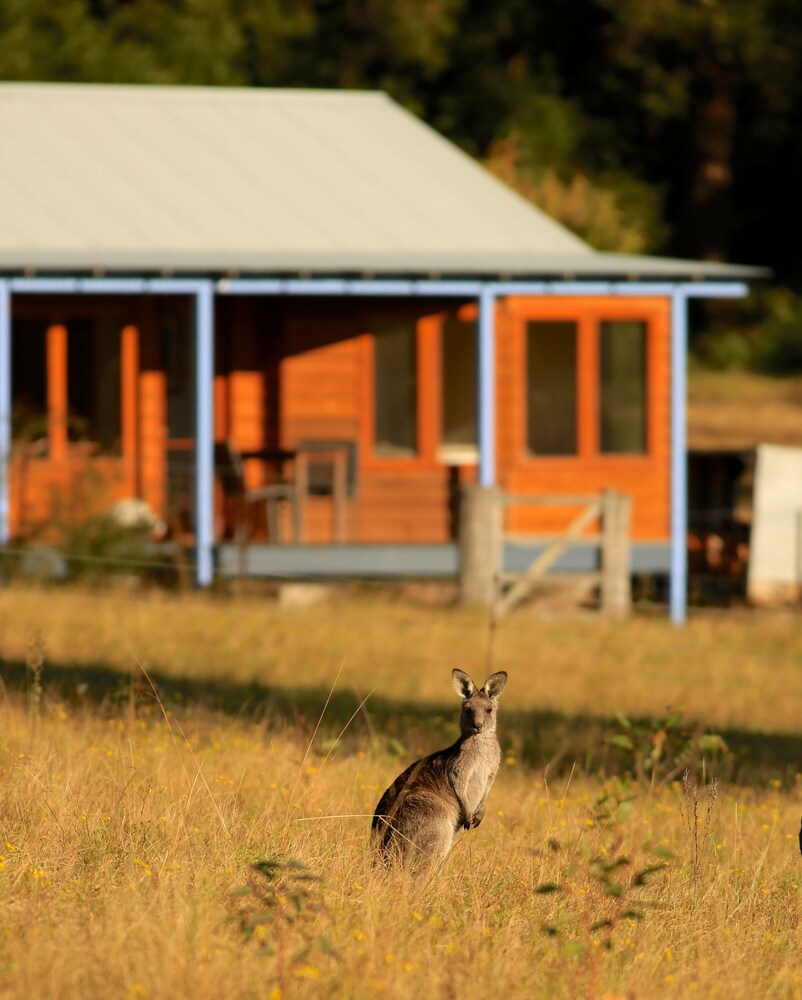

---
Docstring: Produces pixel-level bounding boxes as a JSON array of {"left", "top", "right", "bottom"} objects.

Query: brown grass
[
  {"left": 2, "top": 586, "right": 802, "bottom": 998},
  {"left": 688, "top": 369, "right": 802, "bottom": 451}
]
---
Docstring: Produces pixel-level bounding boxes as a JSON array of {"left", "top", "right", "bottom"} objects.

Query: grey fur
[{"left": 371, "top": 668, "right": 508, "bottom": 870}]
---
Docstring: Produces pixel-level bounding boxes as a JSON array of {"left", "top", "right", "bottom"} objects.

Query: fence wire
[{"left": 0, "top": 547, "right": 799, "bottom": 671}]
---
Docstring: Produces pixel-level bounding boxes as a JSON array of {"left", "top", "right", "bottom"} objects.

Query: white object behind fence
[{"left": 747, "top": 443, "right": 802, "bottom": 605}]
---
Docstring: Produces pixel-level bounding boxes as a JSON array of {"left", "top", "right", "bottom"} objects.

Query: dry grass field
[
  {"left": 2, "top": 585, "right": 802, "bottom": 999},
  {"left": 688, "top": 369, "right": 802, "bottom": 451}
]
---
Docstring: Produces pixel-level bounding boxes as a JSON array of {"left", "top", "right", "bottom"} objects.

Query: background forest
[{"left": 2, "top": 0, "right": 801, "bottom": 367}]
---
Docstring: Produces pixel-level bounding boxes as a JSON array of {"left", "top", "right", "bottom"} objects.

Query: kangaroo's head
[{"left": 452, "top": 668, "right": 507, "bottom": 737}]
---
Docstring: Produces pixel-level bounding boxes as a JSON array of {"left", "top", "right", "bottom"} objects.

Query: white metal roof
[{"left": 0, "top": 83, "right": 765, "bottom": 281}]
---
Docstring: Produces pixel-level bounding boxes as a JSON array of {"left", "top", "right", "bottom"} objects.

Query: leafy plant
[
  {"left": 536, "top": 783, "right": 672, "bottom": 988},
  {"left": 538, "top": 848, "right": 669, "bottom": 945},
  {"left": 693, "top": 287, "right": 802, "bottom": 375},
  {"left": 229, "top": 857, "right": 333, "bottom": 993},
  {"left": 608, "top": 710, "right": 728, "bottom": 787},
  {"left": 590, "top": 778, "right": 637, "bottom": 828},
  {"left": 483, "top": 132, "right": 666, "bottom": 254},
  {"left": 752, "top": 289, "right": 802, "bottom": 375},
  {"left": 18, "top": 474, "right": 179, "bottom": 587}
]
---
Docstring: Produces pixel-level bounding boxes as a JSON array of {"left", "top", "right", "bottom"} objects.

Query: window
[
  {"left": 600, "top": 321, "right": 647, "bottom": 454},
  {"left": 373, "top": 320, "right": 417, "bottom": 456},
  {"left": 441, "top": 319, "right": 477, "bottom": 448},
  {"left": 526, "top": 321, "right": 577, "bottom": 456}
]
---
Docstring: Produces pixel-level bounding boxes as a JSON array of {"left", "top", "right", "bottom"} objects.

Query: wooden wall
[
  {"left": 273, "top": 296, "right": 671, "bottom": 545},
  {"left": 7, "top": 293, "right": 672, "bottom": 547},
  {"left": 277, "top": 301, "right": 457, "bottom": 543}
]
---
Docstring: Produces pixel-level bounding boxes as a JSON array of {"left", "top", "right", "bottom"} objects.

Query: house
[{"left": 0, "top": 84, "right": 766, "bottom": 621}]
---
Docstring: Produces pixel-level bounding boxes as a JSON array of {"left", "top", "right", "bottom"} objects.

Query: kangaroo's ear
[
  {"left": 452, "top": 669, "right": 476, "bottom": 699},
  {"left": 483, "top": 671, "right": 508, "bottom": 699}
]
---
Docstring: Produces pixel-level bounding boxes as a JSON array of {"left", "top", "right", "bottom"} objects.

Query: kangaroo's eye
[{"left": 486, "top": 707, "right": 492, "bottom": 714}]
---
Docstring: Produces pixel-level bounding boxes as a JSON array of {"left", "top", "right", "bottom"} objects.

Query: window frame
[
  {"left": 361, "top": 311, "right": 439, "bottom": 472},
  {"left": 514, "top": 298, "right": 664, "bottom": 465}
]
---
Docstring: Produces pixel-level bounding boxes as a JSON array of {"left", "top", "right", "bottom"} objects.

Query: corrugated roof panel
[
  {"left": 0, "top": 84, "right": 765, "bottom": 280},
  {"left": 0, "top": 84, "right": 588, "bottom": 267}
]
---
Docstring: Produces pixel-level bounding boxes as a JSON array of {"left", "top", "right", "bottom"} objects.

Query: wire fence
[
  {"left": 0, "top": 539, "right": 799, "bottom": 653},
  {"left": 1, "top": 445, "right": 791, "bottom": 621}
]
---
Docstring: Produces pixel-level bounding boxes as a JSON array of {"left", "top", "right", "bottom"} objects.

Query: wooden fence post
[
  {"left": 459, "top": 484, "right": 502, "bottom": 606},
  {"left": 601, "top": 489, "right": 632, "bottom": 619}
]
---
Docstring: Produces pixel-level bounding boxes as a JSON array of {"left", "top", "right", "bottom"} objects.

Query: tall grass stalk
[
  {"left": 25, "top": 629, "right": 45, "bottom": 740},
  {"left": 678, "top": 768, "right": 720, "bottom": 882}
]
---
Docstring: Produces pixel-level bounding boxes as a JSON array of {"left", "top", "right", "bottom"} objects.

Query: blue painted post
[
  {"left": 670, "top": 289, "right": 689, "bottom": 625},
  {"left": 477, "top": 286, "right": 496, "bottom": 488},
  {"left": 194, "top": 282, "right": 215, "bottom": 587},
  {"left": 0, "top": 281, "right": 10, "bottom": 546}
]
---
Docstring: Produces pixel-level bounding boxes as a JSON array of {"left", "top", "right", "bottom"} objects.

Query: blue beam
[
  {"left": 478, "top": 287, "right": 496, "bottom": 487},
  {"left": 8, "top": 275, "right": 749, "bottom": 301},
  {"left": 9, "top": 277, "right": 220, "bottom": 296},
  {"left": 10, "top": 278, "right": 81, "bottom": 294},
  {"left": 219, "top": 278, "right": 749, "bottom": 299},
  {"left": 670, "top": 289, "right": 689, "bottom": 625},
  {"left": 0, "top": 281, "right": 10, "bottom": 546},
  {"left": 194, "top": 282, "right": 215, "bottom": 588},
  {"left": 489, "top": 280, "right": 749, "bottom": 298},
  {"left": 219, "top": 278, "right": 484, "bottom": 297},
  {"left": 681, "top": 282, "right": 749, "bottom": 299}
]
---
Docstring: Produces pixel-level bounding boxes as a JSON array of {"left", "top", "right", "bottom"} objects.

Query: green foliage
[
  {"left": 608, "top": 710, "right": 728, "bottom": 787},
  {"left": 13, "top": 471, "right": 177, "bottom": 587},
  {"left": 694, "top": 288, "right": 802, "bottom": 374},
  {"left": 47, "top": 511, "right": 155, "bottom": 583},
  {"left": 752, "top": 289, "right": 802, "bottom": 375},
  {"left": 537, "top": 784, "right": 673, "bottom": 958},
  {"left": 693, "top": 329, "right": 755, "bottom": 371},
  {"left": 229, "top": 856, "right": 333, "bottom": 982},
  {"left": 589, "top": 778, "right": 637, "bottom": 828},
  {"left": 484, "top": 134, "right": 665, "bottom": 253}
]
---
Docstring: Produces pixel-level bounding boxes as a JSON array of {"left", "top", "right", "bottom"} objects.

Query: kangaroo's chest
[{"left": 451, "top": 742, "right": 500, "bottom": 811}]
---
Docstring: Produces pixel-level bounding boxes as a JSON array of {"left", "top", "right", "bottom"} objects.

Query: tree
[{"left": 0, "top": 0, "right": 799, "bottom": 282}]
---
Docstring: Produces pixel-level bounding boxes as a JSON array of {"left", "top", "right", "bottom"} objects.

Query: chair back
[
  {"left": 297, "top": 439, "right": 358, "bottom": 497},
  {"left": 214, "top": 441, "right": 246, "bottom": 497}
]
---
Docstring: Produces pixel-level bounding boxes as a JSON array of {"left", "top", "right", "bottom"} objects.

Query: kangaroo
[{"left": 371, "top": 669, "right": 507, "bottom": 870}]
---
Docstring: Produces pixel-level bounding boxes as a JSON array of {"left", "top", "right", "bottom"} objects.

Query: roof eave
[{"left": 0, "top": 251, "right": 770, "bottom": 284}]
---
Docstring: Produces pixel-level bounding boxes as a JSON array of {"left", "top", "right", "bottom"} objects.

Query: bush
[
  {"left": 694, "top": 329, "right": 755, "bottom": 371},
  {"left": 693, "top": 287, "right": 802, "bottom": 374},
  {"left": 752, "top": 289, "right": 802, "bottom": 374},
  {"left": 483, "top": 132, "right": 666, "bottom": 254}
]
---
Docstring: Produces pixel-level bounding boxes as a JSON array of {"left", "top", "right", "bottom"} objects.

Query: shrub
[
  {"left": 693, "top": 287, "right": 802, "bottom": 374},
  {"left": 752, "top": 288, "right": 802, "bottom": 374}
]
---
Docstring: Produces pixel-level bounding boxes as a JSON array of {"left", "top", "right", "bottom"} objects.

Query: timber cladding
[
  {"left": 274, "top": 296, "right": 671, "bottom": 545},
  {"left": 8, "top": 293, "right": 671, "bottom": 547}
]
